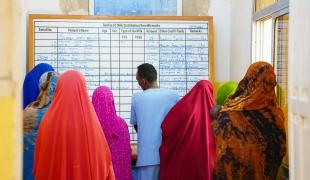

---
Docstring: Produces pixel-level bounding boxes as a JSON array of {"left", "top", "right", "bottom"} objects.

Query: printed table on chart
[{"left": 33, "top": 20, "right": 209, "bottom": 141}]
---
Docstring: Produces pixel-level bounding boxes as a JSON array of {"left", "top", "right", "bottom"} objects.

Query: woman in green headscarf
[
  {"left": 216, "top": 81, "right": 238, "bottom": 106},
  {"left": 210, "top": 81, "right": 237, "bottom": 119}
]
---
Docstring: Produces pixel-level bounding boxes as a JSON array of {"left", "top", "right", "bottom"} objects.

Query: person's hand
[{"left": 210, "top": 105, "right": 222, "bottom": 120}]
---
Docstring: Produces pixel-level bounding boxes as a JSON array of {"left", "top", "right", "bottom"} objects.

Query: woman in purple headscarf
[{"left": 92, "top": 86, "right": 132, "bottom": 180}]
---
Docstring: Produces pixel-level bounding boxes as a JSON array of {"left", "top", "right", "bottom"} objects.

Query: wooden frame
[{"left": 28, "top": 14, "right": 214, "bottom": 82}]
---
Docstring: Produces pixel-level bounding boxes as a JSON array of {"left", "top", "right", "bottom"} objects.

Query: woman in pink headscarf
[{"left": 92, "top": 86, "right": 132, "bottom": 180}]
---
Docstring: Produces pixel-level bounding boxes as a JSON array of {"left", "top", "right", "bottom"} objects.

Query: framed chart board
[{"left": 28, "top": 14, "right": 214, "bottom": 141}]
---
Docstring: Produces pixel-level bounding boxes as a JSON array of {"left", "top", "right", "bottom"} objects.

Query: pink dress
[{"left": 92, "top": 86, "right": 132, "bottom": 180}]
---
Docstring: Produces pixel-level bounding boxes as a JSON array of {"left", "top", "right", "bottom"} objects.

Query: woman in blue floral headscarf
[
  {"left": 23, "top": 71, "right": 58, "bottom": 180},
  {"left": 22, "top": 63, "right": 54, "bottom": 109}
]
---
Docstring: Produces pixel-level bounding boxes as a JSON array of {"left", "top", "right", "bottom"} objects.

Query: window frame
[
  {"left": 252, "top": 0, "right": 289, "bottom": 63},
  {"left": 252, "top": 0, "right": 290, "bottom": 121},
  {"left": 254, "top": 0, "right": 289, "bottom": 21}
]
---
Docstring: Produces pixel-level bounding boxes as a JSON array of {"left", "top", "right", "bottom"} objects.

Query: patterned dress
[
  {"left": 23, "top": 72, "right": 57, "bottom": 180},
  {"left": 92, "top": 86, "right": 132, "bottom": 180},
  {"left": 212, "top": 62, "right": 286, "bottom": 180}
]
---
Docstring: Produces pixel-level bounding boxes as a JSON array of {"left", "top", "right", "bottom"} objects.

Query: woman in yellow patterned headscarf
[{"left": 212, "top": 61, "right": 286, "bottom": 180}]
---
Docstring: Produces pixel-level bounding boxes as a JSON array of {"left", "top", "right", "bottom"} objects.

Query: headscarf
[
  {"left": 34, "top": 70, "right": 115, "bottom": 180},
  {"left": 92, "top": 86, "right": 132, "bottom": 180},
  {"left": 22, "top": 63, "right": 54, "bottom": 109},
  {"left": 213, "top": 61, "right": 286, "bottom": 180},
  {"left": 221, "top": 61, "right": 278, "bottom": 111},
  {"left": 216, "top": 81, "right": 237, "bottom": 106},
  {"left": 160, "top": 80, "right": 215, "bottom": 180},
  {"left": 23, "top": 71, "right": 58, "bottom": 180}
]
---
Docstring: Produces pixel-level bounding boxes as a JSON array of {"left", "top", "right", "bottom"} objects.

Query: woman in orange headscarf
[
  {"left": 34, "top": 70, "right": 115, "bottom": 180},
  {"left": 212, "top": 62, "right": 286, "bottom": 180}
]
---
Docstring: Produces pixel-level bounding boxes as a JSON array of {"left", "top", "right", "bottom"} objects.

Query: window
[
  {"left": 252, "top": 2, "right": 289, "bottom": 176},
  {"left": 274, "top": 14, "right": 288, "bottom": 116},
  {"left": 252, "top": 18, "right": 273, "bottom": 64},
  {"left": 252, "top": 1, "right": 289, "bottom": 111}
]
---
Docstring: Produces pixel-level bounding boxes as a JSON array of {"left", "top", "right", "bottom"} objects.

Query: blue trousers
[{"left": 135, "top": 165, "right": 159, "bottom": 180}]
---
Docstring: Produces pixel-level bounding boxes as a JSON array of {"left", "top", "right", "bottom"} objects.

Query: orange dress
[{"left": 34, "top": 70, "right": 115, "bottom": 180}]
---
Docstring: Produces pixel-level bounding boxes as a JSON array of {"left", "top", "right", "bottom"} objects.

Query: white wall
[
  {"left": 208, "top": 0, "right": 253, "bottom": 82},
  {"left": 229, "top": 0, "right": 253, "bottom": 81},
  {"left": 25, "top": 0, "right": 62, "bottom": 14},
  {"left": 288, "top": 0, "right": 310, "bottom": 179},
  {"left": 208, "top": 0, "right": 232, "bottom": 82},
  {"left": 183, "top": 0, "right": 211, "bottom": 16}
]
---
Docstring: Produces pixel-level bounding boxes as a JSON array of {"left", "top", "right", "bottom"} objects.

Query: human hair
[{"left": 137, "top": 63, "right": 157, "bottom": 83}]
